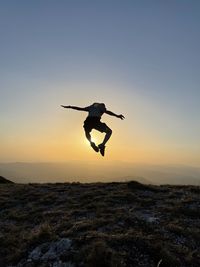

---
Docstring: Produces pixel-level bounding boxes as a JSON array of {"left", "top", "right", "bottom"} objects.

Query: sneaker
[
  {"left": 98, "top": 144, "right": 106, "bottom": 156},
  {"left": 90, "top": 142, "right": 99, "bottom": 152}
]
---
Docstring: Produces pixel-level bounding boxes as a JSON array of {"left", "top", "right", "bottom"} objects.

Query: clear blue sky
[{"left": 1, "top": 1, "right": 200, "bottom": 165}]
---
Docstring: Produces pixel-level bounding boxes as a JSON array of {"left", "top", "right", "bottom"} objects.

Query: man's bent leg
[
  {"left": 85, "top": 130, "right": 99, "bottom": 152},
  {"left": 98, "top": 127, "right": 112, "bottom": 156},
  {"left": 101, "top": 127, "right": 112, "bottom": 146},
  {"left": 85, "top": 131, "right": 92, "bottom": 143}
]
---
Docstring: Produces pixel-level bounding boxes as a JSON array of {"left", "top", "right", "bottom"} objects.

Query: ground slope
[
  {"left": 0, "top": 181, "right": 199, "bottom": 267},
  {"left": 0, "top": 176, "right": 14, "bottom": 184}
]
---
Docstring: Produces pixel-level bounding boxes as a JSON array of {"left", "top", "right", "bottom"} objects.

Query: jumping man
[{"left": 61, "top": 103, "right": 125, "bottom": 156}]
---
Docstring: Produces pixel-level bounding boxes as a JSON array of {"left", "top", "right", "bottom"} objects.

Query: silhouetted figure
[{"left": 61, "top": 103, "right": 125, "bottom": 156}]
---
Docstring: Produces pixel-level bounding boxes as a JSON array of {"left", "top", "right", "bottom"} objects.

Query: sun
[
  {"left": 84, "top": 131, "right": 104, "bottom": 146},
  {"left": 84, "top": 136, "right": 98, "bottom": 146}
]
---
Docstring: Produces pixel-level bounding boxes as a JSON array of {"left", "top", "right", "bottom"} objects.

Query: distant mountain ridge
[
  {"left": 0, "top": 162, "right": 200, "bottom": 185},
  {"left": 0, "top": 176, "right": 14, "bottom": 184}
]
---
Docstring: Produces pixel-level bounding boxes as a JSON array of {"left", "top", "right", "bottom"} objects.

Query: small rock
[
  {"left": 28, "top": 238, "right": 72, "bottom": 262},
  {"left": 29, "top": 246, "right": 43, "bottom": 261}
]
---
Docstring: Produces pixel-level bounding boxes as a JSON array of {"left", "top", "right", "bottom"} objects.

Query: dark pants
[{"left": 83, "top": 117, "right": 110, "bottom": 133}]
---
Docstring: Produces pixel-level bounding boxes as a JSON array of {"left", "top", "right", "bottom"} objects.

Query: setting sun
[{"left": 83, "top": 130, "right": 105, "bottom": 149}]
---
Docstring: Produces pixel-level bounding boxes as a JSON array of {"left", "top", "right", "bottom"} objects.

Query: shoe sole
[
  {"left": 91, "top": 143, "right": 99, "bottom": 152},
  {"left": 98, "top": 145, "right": 105, "bottom": 156}
]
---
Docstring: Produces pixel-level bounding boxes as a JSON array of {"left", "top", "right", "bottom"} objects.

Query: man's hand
[
  {"left": 118, "top": 114, "right": 125, "bottom": 120},
  {"left": 61, "top": 105, "right": 71, "bottom": 108}
]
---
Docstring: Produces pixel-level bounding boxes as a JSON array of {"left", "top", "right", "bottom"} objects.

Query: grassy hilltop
[
  {"left": 0, "top": 181, "right": 199, "bottom": 267},
  {"left": 0, "top": 176, "right": 14, "bottom": 184}
]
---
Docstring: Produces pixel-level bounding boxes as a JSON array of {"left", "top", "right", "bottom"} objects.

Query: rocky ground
[{"left": 0, "top": 181, "right": 199, "bottom": 267}]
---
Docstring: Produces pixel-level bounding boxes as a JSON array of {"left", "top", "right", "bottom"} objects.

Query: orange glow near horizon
[
  {"left": 1, "top": 83, "right": 199, "bottom": 167},
  {"left": 1, "top": 125, "right": 200, "bottom": 166}
]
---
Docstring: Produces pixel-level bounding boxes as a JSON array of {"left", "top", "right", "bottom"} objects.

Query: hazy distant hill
[
  {"left": 0, "top": 181, "right": 199, "bottom": 267},
  {"left": 0, "top": 175, "right": 14, "bottom": 184},
  {"left": 0, "top": 162, "right": 200, "bottom": 185}
]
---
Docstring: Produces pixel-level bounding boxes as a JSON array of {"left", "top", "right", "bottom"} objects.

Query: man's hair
[{"left": 93, "top": 102, "right": 106, "bottom": 108}]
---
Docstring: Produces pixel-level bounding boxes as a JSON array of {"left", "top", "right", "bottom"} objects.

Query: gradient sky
[{"left": 1, "top": 0, "right": 200, "bottom": 165}]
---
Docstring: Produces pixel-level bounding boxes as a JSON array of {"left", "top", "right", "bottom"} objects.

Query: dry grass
[{"left": 0, "top": 181, "right": 199, "bottom": 266}]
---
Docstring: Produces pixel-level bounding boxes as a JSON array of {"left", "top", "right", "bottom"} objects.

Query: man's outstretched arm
[
  {"left": 61, "top": 105, "right": 88, "bottom": 111},
  {"left": 105, "top": 110, "right": 125, "bottom": 120}
]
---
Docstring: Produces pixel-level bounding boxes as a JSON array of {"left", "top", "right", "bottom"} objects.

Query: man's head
[{"left": 93, "top": 103, "right": 106, "bottom": 110}]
